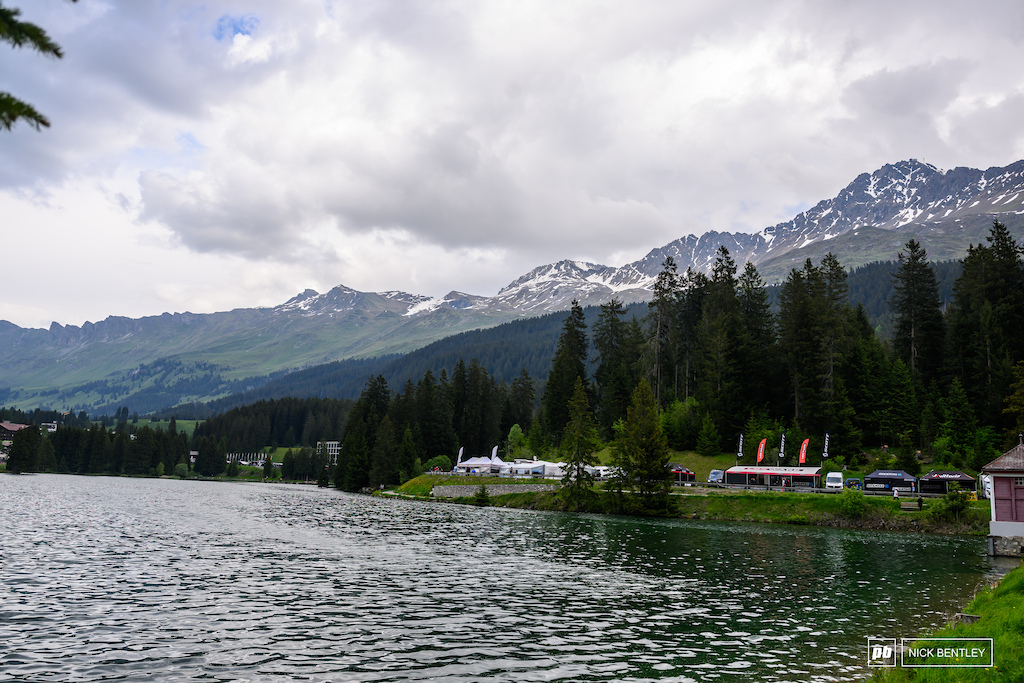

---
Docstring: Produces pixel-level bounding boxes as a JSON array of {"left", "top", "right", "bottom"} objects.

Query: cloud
[{"left": 3, "top": 0, "right": 1024, "bottom": 328}]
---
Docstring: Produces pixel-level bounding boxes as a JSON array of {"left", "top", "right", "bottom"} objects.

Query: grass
[
  {"left": 870, "top": 564, "right": 1024, "bottom": 682},
  {"left": 397, "top": 474, "right": 557, "bottom": 498},
  {"left": 400, "top": 473, "right": 990, "bottom": 534}
]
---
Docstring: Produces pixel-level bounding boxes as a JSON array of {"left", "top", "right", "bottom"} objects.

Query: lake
[{"left": 0, "top": 474, "right": 1014, "bottom": 682}]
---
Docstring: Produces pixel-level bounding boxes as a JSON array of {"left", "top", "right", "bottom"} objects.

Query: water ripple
[{"left": 0, "top": 474, "right": 1013, "bottom": 682}]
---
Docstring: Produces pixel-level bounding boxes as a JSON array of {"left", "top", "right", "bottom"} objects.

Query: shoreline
[{"left": 394, "top": 475, "right": 991, "bottom": 536}]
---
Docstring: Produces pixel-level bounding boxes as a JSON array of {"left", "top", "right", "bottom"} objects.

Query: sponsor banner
[
  {"left": 799, "top": 439, "right": 809, "bottom": 464},
  {"left": 756, "top": 438, "right": 766, "bottom": 463}
]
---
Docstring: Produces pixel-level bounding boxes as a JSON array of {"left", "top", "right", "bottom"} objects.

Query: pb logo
[{"left": 867, "top": 638, "right": 897, "bottom": 667}]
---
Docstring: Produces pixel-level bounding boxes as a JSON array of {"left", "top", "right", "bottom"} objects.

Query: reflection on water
[{"left": 0, "top": 474, "right": 1014, "bottom": 682}]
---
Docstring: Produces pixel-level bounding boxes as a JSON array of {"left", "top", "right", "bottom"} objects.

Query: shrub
[
  {"left": 173, "top": 463, "right": 189, "bottom": 478},
  {"left": 423, "top": 455, "right": 453, "bottom": 472},
  {"left": 474, "top": 484, "right": 491, "bottom": 507},
  {"left": 836, "top": 486, "right": 868, "bottom": 519}
]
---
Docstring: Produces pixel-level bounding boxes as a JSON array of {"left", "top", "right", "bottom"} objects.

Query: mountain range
[{"left": 2, "top": 158, "right": 1023, "bottom": 414}]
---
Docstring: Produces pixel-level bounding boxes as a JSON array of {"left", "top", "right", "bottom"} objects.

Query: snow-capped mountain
[
  {"left": 493, "top": 158, "right": 1024, "bottom": 305},
  {"left": 3, "top": 158, "right": 1024, "bottom": 413}
]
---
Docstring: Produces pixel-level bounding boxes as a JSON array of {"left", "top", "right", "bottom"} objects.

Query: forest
[{"left": 5, "top": 222, "right": 1024, "bottom": 496}]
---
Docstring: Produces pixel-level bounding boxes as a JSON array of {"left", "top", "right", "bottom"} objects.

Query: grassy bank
[
  {"left": 398, "top": 475, "right": 990, "bottom": 535},
  {"left": 870, "top": 563, "right": 1024, "bottom": 682}
]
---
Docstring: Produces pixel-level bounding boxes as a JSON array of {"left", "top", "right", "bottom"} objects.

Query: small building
[
  {"left": 0, "top": 421, "right": 29, "bottom": 443},
  {"left": 863, "top": 469, "right": 917, "bottom": 493},
  {"left": 918, "top": 470, "right": 977, "bottom": 494},
  {"left": 981, "top": 442, "right": 1024, "bottom": 556},
  {"left": 316, "top": 441, "right": 340, "bottom": 466},
  {"left": 724, "top": 465, "right": 822, "bottom": 488}
]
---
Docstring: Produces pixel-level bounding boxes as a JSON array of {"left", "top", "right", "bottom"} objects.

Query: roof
[
  {"left": 0, "top": 421, "right": 29, "bottom": 433},
  {"left": 864, "top": 470, "right": 917, "bottom": 480},
  {"left": 725, "top": 466, "right": 822, "bottom": 476},
  {"left": 982, "top": 443, "right": 1024, "bottom": 473},
  {"left": 919, "top": 470, "right": 976, "bottom": 482}
]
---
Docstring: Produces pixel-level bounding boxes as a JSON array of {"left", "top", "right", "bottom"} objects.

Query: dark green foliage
[
  {"left": 593, "top": 298, "right": 637, "bottom": 435},
  {"left": 559, "top": 377, "right": 599, "bottom": 512},
  {"left": 195, "top": 436, "right": 224, "bottom": 477},
  {"left": 543, "top": 300, "right": 589, "bottom": 442},
  {"left": 422, "top": 454, "right": 452, "bottom": 472},
  {"left": 191, "top": 397, "right": 353, "bottom": 452},
  {"left": 695, "top": 412, "right": 720, "bottom": 457},
  {"left": 947, "top": 221, "right": 1024, "bottom": 427},
  {"left": 0, "top": 2, "right": 70, "bottom": 131},
  {"left": 473, "top": 484, "right": 491, "bottom": 506},
  {"left": 892, "top": 239, "right": 946, "bottom": 387},
  {"left": 368, "top": 416, "right": 399, "bottom": 488},
  {"left": 6, "top": 424, "right": 41, "bottom": 473},
  {"left": 648, "top": 257, "right": 680, "bottom": 408},
  {"left": 612, "top": 380, "right": 672, "bottom": 505}
]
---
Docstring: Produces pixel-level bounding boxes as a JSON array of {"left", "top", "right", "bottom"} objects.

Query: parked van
[
  {"left": 708, "top": 469, "right": 724, "bottom": 485},
  {"left": 825, "top": 471, "right": 844, "bottom": 490}
]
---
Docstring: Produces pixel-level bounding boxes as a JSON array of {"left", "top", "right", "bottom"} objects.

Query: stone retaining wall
[
  {"left": 432, "top": 484, "right": 557, "bottom": 498},
  {"left": 988, "top": 535, "right": 1024, "bottom": 557}
]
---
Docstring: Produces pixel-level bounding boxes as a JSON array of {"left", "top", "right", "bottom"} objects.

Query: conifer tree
[
  {"left": 593, "top": 298, "right": 633, "bottom": 435},
  {"left": 508, "top": 369, "right": 535, "bottom": 434},
  {"left": 6, "top": 424, "right": 40, "bottom": 473},
  {"left": 947, "top": 221, "right": 1024, "bottom": 426},
  {"left": 368, "top": 416, "right": 398, "bottom": 488},
  {"left": 612, "top": 380, "right": 671, "bottom": 505},
  {"left": 695, "top": 412, "right": 721, "bottom": 457},
  {"left": 648, "top": 258, "right": 680, "bottom": 408},
  {"left": 891, "top": 239, "right": 945, "bottom": 387},
  {"left": 543, "top": 300, "right": 589, "bottom": 442},
  {"left": 559, "top": 377, "right": 600, "bottom": 512},
  {"left": 0, "top": 1, "right": 75, "bottom": 131}
]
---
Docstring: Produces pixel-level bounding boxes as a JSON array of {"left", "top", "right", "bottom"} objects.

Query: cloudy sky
[{"left": 3, "top": 0, "right": 1024, "bottom": 329}]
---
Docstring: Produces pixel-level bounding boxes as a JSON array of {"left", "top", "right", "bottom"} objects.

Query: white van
[{"left": 825, "top": 471, "right": 844, "bottom": 490}]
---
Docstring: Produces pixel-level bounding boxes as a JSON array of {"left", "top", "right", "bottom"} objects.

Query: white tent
[
  {"left": 509, "top": 459, "right": 564, "bottom": 478},
  {"left": 455, "top": 446, "right": 505, "bottom": 474}
]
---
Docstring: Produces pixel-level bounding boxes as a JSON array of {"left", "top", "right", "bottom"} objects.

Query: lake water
[{"left": 0, "top": 474, "right": 1015, "bottom": 682}]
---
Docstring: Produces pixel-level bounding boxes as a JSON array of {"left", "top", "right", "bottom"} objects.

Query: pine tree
[
  {"left": 695, "top": 412, "right": 721, "bottom": 457},
  {"left": 696, "top": 246, "right": 742, "bottom": 431},
  {"left": 891, "top": 239, "right": 945, "bottom": 387},
  {"left": 543, "top": 300, "right": 589, "bottom": 442},
  {"left": 0, "top": 2, "right": 74, "bottom": 131},
  {"left": 6, "top": 424, "right": 41, "bottom": 473},
  {"left": 947, "top": 221, "right": 1024, "bottom": 426},
  {"left": 559, "top": 377, "right": 600, "bottom": 512},
  {"left": 736, "top": 261, "right": 776, "bottom": 414},
  {"left": 508, "top": 369, "right": 535, "bottom": 434},
  {"left": 612, "top": 380, "right": 671, "bottom": 506},
  {"left": 593, "top": 298, "right": 633, "bottom": 435},
  {"left": 648, "top": 258, "right": 680, "bottom": 408},
  {"left": 368, "top": 416, "right": 398, "bottom": 488}
]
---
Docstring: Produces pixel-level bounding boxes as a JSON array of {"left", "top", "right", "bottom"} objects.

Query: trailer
[{"left": 724, "top": 465, "right": 823, "bottom": 488}]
